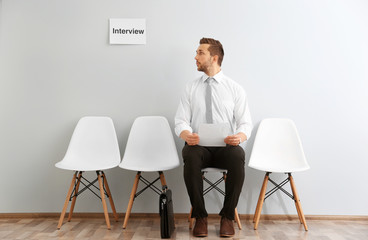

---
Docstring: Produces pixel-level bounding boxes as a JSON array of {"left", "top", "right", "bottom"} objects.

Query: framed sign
[{"left": 109, "top": 18, "right": 146, "bottom": 44}]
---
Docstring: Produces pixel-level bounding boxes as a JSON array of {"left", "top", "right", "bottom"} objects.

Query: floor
[{"left": 0, "top": 215, "right": 367, "bottom": 240}]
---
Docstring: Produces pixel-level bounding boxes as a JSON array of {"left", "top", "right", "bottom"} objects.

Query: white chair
[
  {"left": 249, "top": 118, "right": 310, "bottom": 231},
  {"left": 188, "top": 167, "right": 242, "bottom": 230},
  {"left": 55, "top": 116, "right": 121, "bottom": 230},
  {"left": 119, "top": 116, "right": 180, "bottom": 229}
]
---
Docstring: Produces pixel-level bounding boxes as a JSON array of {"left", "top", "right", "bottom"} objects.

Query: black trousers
[{"left": 182, "top": 144, "right": 245, "bottom": 220}]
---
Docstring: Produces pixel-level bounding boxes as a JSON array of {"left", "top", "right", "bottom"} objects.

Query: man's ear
[{"left": 212, "top": 55, "right": 219, "bottom": 65}]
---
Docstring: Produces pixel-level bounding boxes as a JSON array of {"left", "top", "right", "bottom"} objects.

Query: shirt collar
[{"left": 201, "top": 70, "right": 224, "bottom": 84}]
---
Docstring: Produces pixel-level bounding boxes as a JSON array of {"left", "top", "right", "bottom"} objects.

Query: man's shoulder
[
  {"left": 181, "top": 76, "right": 203, "bottom": 95},
  {"left": 186, "top": 75, "right": 204, "bottom": 87},
  {"left": 221, "top": 74, "right": 244, "bottom": 89}
]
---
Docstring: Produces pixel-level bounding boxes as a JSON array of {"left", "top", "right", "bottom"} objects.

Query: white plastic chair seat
[
  {"left": 119, "top": 116, "right": 180, "bottom": 172},
  {"left": 55, "top": 160, "right": 119, "bottom": 171},
  {"left": 248, "top": 118, "right": 310, "bottom": 173},
  {"left": 201, "top": 167, "right": 227, "bottom": 173},
  {"left": 119, "top": 162, "right": 178, "bottom": 172},
  {"left": 55, "top": 116, "right": 121, "bottom": 171}
]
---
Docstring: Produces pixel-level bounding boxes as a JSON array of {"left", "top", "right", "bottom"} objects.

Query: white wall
[{"left": 1, "top": 0, "right": 368, "bottom": 216}]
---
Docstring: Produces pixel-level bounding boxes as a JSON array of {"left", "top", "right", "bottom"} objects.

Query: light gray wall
[{"left": 1, "top": 0, "right": 368, "bottom": 216}]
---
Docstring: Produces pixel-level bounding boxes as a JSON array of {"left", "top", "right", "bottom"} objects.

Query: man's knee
[
  {"left": 224, "top": 146, "right": 245, "bottom": 163},
  {"left": 182, "top": 145, "right": 206, "bottom": 170},
  {"left": 182, "top": 145, "right": 204, "bottom": 162}
]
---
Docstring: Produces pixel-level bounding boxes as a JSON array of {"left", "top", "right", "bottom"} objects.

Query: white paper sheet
[{"left": 198, "top": 123, "right": 230, "bottom": 147}]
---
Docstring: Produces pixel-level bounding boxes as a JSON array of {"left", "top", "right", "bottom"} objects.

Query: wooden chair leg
[
  {"left": 253, "top": 172, "right": 269, "bottom": 223},
  {"left": 289, "top": 174, "right": 308, "bottom": 231},
  {"left": 102, "top": 172, "right": 118, "bottom": 222},
  {"left": 123, "top": 172, "right": 141, "bottom": 229},
  {"left": 57, "top": 172, "right": 77, "bottom": 229},
  {"left": 234, "top": 208, "right": 242, "bottom": 230},
  {"left": 189, "top": 217, "right": 195, "bottom": 229},
  {"left": 288, "top": 174, "right": 303, "bottom": 224},
  {"left": 67, "top": 171, "right": 82, "bottom": 222},
  {"left": 288, "top": 175, "right": 303, "bottom": 224},
  {"left": 254, "top": 173, "right": 269, "bottom": 230},
  {"left": 159, "top": 171, "right": 167, "bottom": 186},
  {"left": 98, "top": 172, "right": 111, "bottom": 230},
  {"left": 293, "top": 193, "right": 304, "bottom": 224},
  {"left": 188, "top": 207, "right": 193, "bottom": 222}
]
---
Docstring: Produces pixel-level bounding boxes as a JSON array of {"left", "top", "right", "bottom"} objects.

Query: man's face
[{"left": 195, "top": 44, "right": 213, "bottom": 72}]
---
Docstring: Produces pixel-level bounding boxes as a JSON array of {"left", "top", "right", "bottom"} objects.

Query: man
[{"left": 175, "top": 37, "right": 253, "bottom": 237}]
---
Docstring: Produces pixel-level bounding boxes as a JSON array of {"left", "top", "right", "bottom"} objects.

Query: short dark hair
[{"left": 199, "top": 37, "right": 224, "bottom": 66}]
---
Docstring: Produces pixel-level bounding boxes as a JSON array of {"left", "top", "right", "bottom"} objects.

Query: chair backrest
[
  {"left": 248, "top": 118, "right": 310, "bottom": 173},
  {"left": 55, "top": 116, "right": 121, "bottom": 171},
  {"left": 119, "top": 116, "right": 180, "bottom": 172}
]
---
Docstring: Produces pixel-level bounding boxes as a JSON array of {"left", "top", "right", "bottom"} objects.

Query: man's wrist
[
  {"left": 236, "top": 132, "right": 247, "bottom": 144},
  {"left": 180, "top": 130, "right": 191, "bottom": 141}
]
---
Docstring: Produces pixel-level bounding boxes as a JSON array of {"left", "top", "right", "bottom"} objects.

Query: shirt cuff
[
  {"left": 236, "top": 127, "right": 252, "bottom": 141},
  {"left": 175, "top": 124, "right": 193, "bottom": 138}
]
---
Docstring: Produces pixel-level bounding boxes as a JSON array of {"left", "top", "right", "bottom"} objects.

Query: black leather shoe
[
  {"left": 220, "top": 217, "right": 235, "bottom": 237},
  {"left": 193, "top": 217, "right": 208, "bottom": 237}
]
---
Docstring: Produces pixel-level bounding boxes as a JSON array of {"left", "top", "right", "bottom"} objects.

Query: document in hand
[{"left": 198, "top": 123, "right": 230, "bottom": 147}]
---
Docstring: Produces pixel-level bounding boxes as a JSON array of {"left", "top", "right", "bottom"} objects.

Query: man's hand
[
  {"left": 180, "top": 130, "right": 200, "bottom": 146},
  {"left": 224, "top": 133, "right": 247, "bottom": 146}
]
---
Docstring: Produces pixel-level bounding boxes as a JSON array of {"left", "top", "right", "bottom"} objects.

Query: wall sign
[{"left": 109, "top": 18, "right": 146, "bottom": 44}]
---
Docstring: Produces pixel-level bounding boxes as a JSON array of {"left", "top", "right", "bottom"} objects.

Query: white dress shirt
[{"left": 175, "top": 71, "right": 253, "bottom": 140}]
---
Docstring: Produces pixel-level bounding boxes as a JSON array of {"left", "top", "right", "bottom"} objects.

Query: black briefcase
[{"left": 159, "top": 186, "right": 175, "bottom": 238}]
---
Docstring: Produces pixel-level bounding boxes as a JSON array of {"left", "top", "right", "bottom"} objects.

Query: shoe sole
[
  {"left": 194, "top": 234, "right": 208, "bottom": 237},
  {"left": 220, "top": 233, "right": 234, "bottom": 237}
]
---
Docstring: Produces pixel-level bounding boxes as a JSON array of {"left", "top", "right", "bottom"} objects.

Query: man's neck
[{"left": 205, "top": 67, "right": 221, "bottom": 77}]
